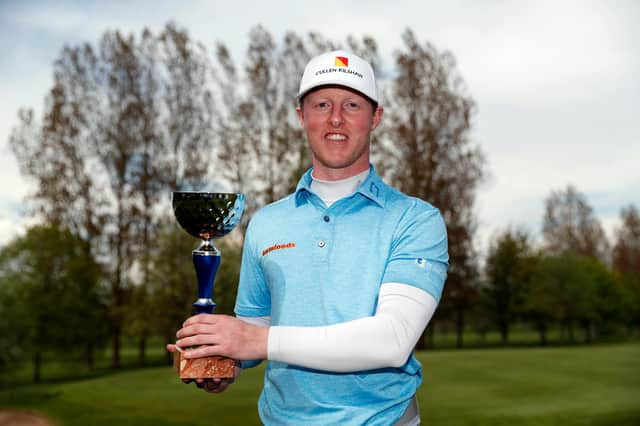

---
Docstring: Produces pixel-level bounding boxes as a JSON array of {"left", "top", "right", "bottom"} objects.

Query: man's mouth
[{"left": 326, "top": 133, "right": 347, "bottom": 141}]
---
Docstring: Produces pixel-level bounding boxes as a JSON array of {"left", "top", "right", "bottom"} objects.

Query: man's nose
[{"left": 329, "top": 106, "right": 344, "bottom": 127}]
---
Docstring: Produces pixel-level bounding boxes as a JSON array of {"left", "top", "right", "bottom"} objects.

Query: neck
[
  {"left": 310, "top": 168, "right": 370, "bottom": 207},
  {"left": 310, "top": 162, "right": 370, "bottom": 181}
]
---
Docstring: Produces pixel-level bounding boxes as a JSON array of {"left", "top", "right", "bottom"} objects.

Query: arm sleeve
[
  {"left": 267, "top": 283, "right": 437, "bottom": 372},
  {"left": 381, "top": 202, "right": 449, "bottom": 302}
]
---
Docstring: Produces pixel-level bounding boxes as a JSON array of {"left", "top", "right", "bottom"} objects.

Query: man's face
[{"left": 297, "top": 86, "right": 383, "bottom": 180}]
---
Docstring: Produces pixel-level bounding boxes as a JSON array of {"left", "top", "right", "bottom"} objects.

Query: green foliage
[
  {"left": 483, "top": 229, "right": 536, "bottom": 344},
  {"left": 0, "top": 225, "right": 107, "bottom": 381},
  {"left": 526, "top": 251, "right": 631, "bottom": 343},
  {"left": 0, "top": 278, "right": 28, "bottom": 379}
]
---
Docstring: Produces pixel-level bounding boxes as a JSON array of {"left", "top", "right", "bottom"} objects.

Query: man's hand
[
  {"left": 179, "top": 366, "right": 242, "bottom": 394},
  {"left": 171, "top": 314, "right": 268, "bottom": 361}
]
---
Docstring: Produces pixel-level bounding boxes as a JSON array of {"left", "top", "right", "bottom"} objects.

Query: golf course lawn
[{"left": 1, "top": 342, "right": 638, "bottom": 425}]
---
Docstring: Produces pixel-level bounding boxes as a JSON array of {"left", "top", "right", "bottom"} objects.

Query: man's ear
[
  {"left": 371, "top": 106, "right": 384, "bottom": 130},
  {"left": 296, "top": 106, "right": 304, "bottom": 126}
]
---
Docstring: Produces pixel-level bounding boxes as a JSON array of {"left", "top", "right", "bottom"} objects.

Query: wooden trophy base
[{"left": 173, "top": 351, "right": 235, "bottom": 379}]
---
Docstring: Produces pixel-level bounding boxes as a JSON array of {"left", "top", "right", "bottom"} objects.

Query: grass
[
  {"left": 419, "top": 343, "right": 640, "bottom": 425},
  {"left": 1, "top": 343, "right": 639, "bottom": 425}
]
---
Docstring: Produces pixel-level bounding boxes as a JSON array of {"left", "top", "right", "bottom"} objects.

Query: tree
[
  {"left": 377, "top": 29, "right": 486, "bottom": 348},
  {"left": 611, "top": 204, "right": 640, "bottom": 332},
  {"left": 525, "top": 251, "right": 627, "bottom": 345},
  {"left": 10, "top": 22, "right": 215, "bottom": 368},
  {"left": 483, "top": 228, "right": 536, "bottom": 345},
  {"left": 542, "top": 185, "right": 609, "bottom": 261},
  {"left": 581, "top": 256, "right": 633, "bottom": 340},
  {"left": 612, "top": 204, "right": 640, "bottom": 277},
  {"left": 525, "top": 253, "right": 589, "bottom": 345},
  {"left": 0, "top": 278, "right": 28, "bottom": 386},
  {"left": 0, "top": 225, "right": 106, "bottom": 382}
]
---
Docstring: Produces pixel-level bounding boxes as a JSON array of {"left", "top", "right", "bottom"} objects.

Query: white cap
[{"left": 297, "top": 50, "right": 378, "bottom": 103}]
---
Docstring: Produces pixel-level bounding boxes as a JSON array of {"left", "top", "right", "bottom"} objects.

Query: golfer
[{"left": 169, "top": 50, "right": 449, "bottom": 425}]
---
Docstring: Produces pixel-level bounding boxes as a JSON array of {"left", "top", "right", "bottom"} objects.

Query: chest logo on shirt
[{"left": 262, "top": 242, "right": 296, "bottom": 257}]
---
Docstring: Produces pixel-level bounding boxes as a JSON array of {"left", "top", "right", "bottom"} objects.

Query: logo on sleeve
[{"left": 262, "top": 242, "right": 296, "bottom": 257}]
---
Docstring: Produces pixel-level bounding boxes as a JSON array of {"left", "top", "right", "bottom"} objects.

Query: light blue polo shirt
[{"left": 235, "top": 166, "right": 448, "bottom": 425}]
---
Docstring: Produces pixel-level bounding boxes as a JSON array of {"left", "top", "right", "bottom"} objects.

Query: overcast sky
[{"left": 1, "top": 0, "right": 638, "bottom": 253}]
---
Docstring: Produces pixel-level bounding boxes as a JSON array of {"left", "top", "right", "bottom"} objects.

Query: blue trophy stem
[{"left": 192, "top": 249, "right": 221, "bottom": 314}]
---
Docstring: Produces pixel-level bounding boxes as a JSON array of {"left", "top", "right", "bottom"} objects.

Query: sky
[{"left": 0, "top": 0, "right": 638, "bottom": 254}]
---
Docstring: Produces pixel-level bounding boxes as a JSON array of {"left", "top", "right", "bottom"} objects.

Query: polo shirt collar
[{"left": 294, "top": 165, "right": 386, "bottom": 208}]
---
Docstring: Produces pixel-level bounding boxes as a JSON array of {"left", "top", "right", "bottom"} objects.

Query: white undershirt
[
  {"left": 310, "top": 168, "right": 370, "bottom": 206},
  {"left": 237, "top": 170, "right": 439, "bottom": 372}
]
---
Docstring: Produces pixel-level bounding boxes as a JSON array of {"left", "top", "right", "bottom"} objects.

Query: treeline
[
  {"left": 479, "top": 195, "right": 639, "bottom": 348},
  {"left": 1, "top": 23, "right": 638, "bottom": 383}
]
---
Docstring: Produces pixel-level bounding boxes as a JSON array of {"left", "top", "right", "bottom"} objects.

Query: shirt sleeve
[
  {"left": 381, "top": 201, "right": 449, "bottom": 302},
  {"left": 234, "top": 219, "right": 272, "bottom": 317}
]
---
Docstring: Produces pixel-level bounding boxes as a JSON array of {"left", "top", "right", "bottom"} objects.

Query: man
[{"left": 168, "top": 50, "right": 448, "bottom": 425}]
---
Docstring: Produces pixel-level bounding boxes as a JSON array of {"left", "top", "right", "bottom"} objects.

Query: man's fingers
[
  {"left": 176, "top": 323, "right": 212, "bottom": 339},
  {"left": 203, "top": 378, "right": 234, "bottom": 393},
  {"left": 181, "top": 345, "right": 223, "bottom": 359},
  {"left": 175, "top": 335, "right": 204, "bottom": 348},
  {"left": 186, "top": 377, "right": 233, "bottom": 393},
  {"left": 182, "top": 314, "right": 220, "bottom": 327}
]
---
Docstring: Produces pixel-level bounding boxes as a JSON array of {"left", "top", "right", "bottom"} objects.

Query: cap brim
[{"left": 297, "top": 81, "right": 378, "bottom": 104}]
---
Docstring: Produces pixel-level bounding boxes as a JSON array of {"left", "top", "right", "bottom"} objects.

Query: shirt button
[
  {"left": 323, "top": 215, "right": 330, "bottom": 222},
  {"left": 318, "top": 240, "right": 326, "bottom": 248}
]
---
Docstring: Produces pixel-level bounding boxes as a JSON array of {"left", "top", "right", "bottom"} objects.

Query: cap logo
[{"left": 335, "top": 56, "right": 349, "bottom": 67}]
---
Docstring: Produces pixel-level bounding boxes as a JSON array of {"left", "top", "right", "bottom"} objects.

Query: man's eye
[
  {"left": 316, "top": 101, "right": 331, "bottom": 109},
  {"left": 344, "top": 102, "right": 360, "bottom": 110}
]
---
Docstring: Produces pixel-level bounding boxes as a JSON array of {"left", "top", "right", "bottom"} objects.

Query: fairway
[{"left": 1, "top": 343, "right": 639, "bottom": 425}]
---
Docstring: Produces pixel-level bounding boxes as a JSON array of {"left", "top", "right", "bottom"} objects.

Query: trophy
[{"left": 171, "top": 191, "right": 245, "bottom": 379}]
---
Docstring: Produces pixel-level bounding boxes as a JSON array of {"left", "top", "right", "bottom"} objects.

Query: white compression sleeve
[{"left": 267, "top": 283, "right": 438, "bottom": 372}]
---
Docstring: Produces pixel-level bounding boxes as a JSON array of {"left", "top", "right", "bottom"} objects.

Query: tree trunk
[
  {"left": 33, "top": 351, "right": 42, "bottom": 383},
  {"left": 112, "top": 325, "right": 121, "bottom": 368},
  {"left": 568, "top": 321, "right": 575, "bottom": 343},
  {"left": 426, "top": 321, "right": 435, "bottom": 349},
  {"left": 138, "top": 335, "right": 147, "bottom": 367},
  {"left": 583, "top": 320, "right": 592, "bottom": 344},
  {"left": 455, "top": 308, "right": 464, "bottom": 348},
  {"left": 538, "top": 323, "right": 548, "bottom": 346},
  {"left": 86, "top": 342, "right": 94, "bottom": 370},
  {"left": 500, "top": 322, "right": 509, "bottom": 346}
]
